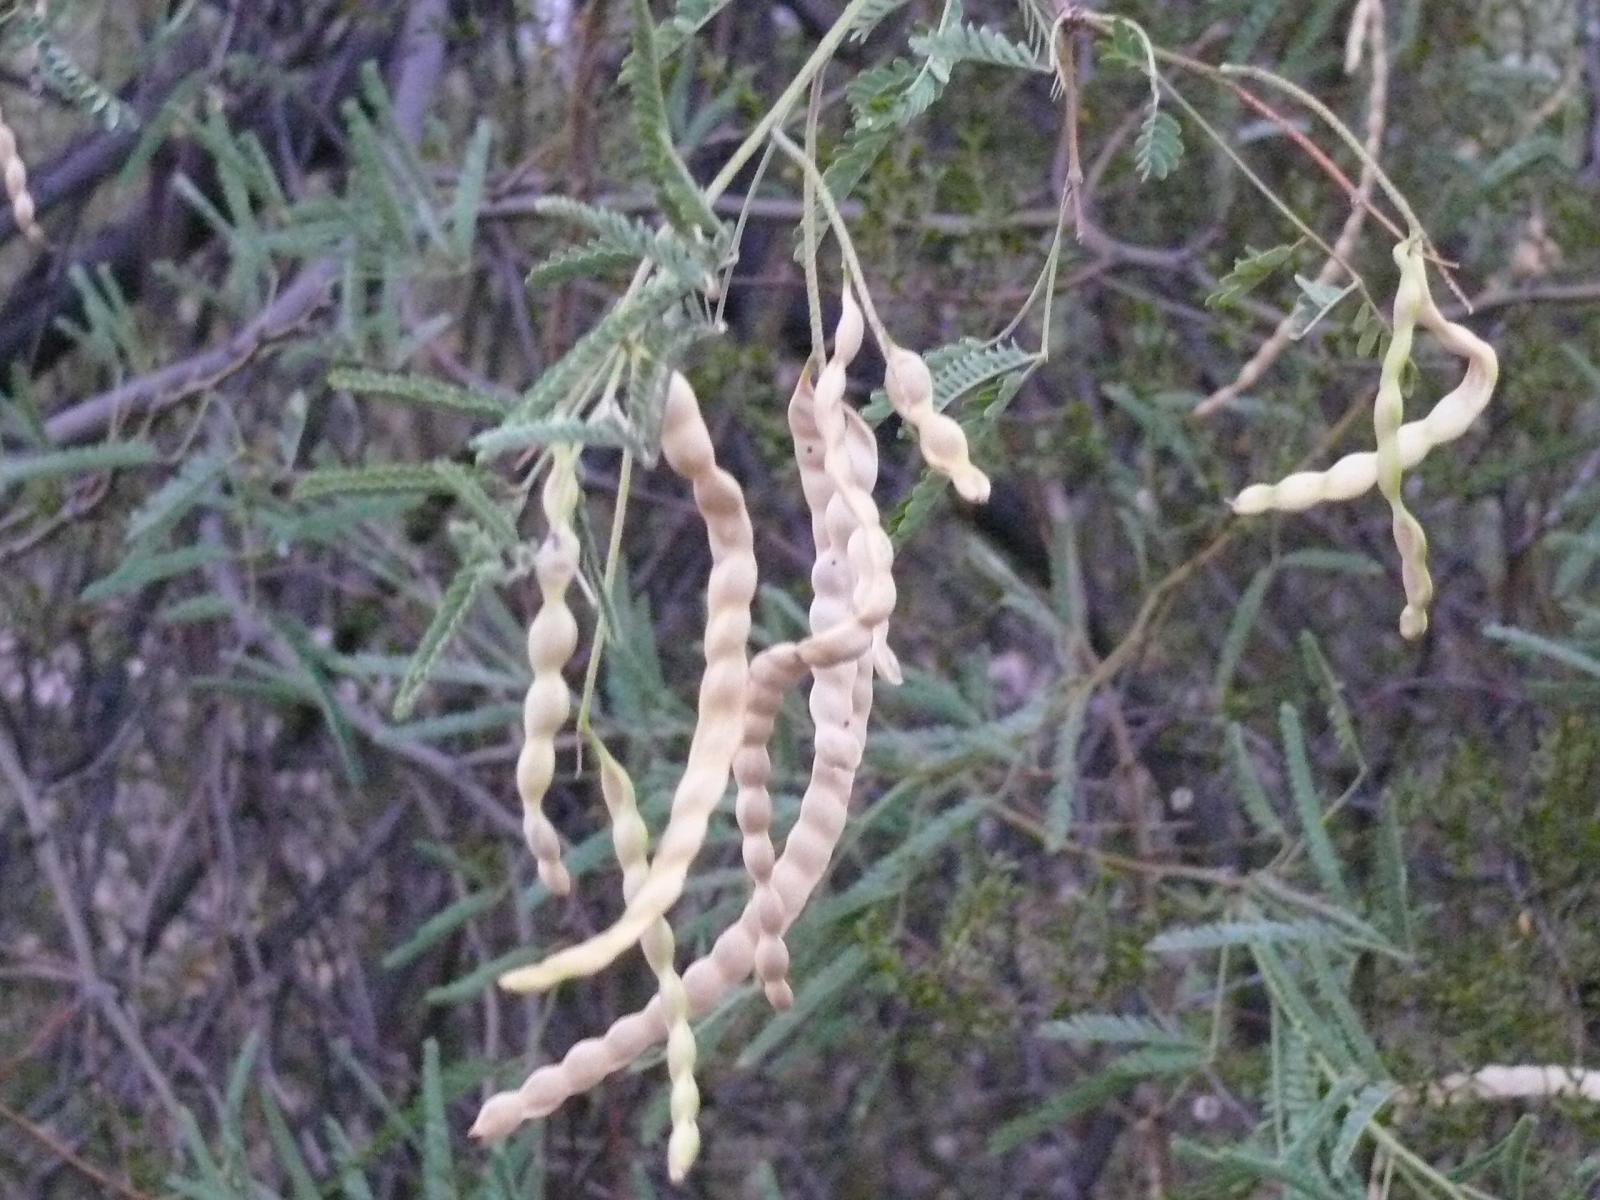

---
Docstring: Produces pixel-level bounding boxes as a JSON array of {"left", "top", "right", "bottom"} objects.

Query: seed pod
[
  {"left": 1231, "top": 241, "right": 1499, "bottom": 638},
  {"left": 0, "top": 101, "right": 43, "bottom": 243},
  {"left": 590, "top": 738, "right": 701, "bottom": 1180},
  {"left": 882, "top": 345, "right": 991, "bottom": 504},
  {"left": 499, "top": 373, "right": 756, "bottom": 992},
  {"left": 516, "top": 448, "right": 581, "bottom": 895},
  {"left": 1372, "top": 242, "right": 1433, "bottom": 639}
]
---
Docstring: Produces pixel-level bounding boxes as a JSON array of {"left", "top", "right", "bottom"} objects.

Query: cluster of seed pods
[
  {"left": 1231, "top": 240, "right": 1499, "bottom": 639},
  {"left": 472, "top": 286, "right": 986, "bottom": 1179}
]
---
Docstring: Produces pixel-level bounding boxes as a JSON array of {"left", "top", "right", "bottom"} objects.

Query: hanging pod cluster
[
  {"left": 471, "top": 286, "right": 988, "bottom": 1180},
  {"left": 1232, "top": 239, "right": 1500, "bottom": 638}
]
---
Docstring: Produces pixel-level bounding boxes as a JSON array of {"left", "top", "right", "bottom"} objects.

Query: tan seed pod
[
  {"left": 882, "top": 345, "right": 992, "bottom": 504},
  {"left": 0, "top": 100, "right": 43, "bottom": 243},
  {"left": 748, "top": 342, "right": 895, "bottom": 1005},
  {"left": 740, "top": 319, "right": 887, "bottom": 1007},
  {"left": 499, "top": 372, "right": 756, "bottom": 992},
  {"left": 516, "top": 448, "right": 581, "bottom": 895},
  {"left": 590, "top": 738, "right": 701, "bottom": 1180}
]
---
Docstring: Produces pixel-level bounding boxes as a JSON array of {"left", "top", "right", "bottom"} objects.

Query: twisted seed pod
[
  {"left": 590, "top": 738, "right": 700, "bottom": 1180},
  {"left": 882, "top": 345, "right": 992, "bottom": 504},
  {"left": 736, "top": 640, "right": 811, "bottom": 1009},
  {"left": 516, "top": 448, "right": 581, "bottom": 896},
  {"left": 732, "top": 382, "right": 830, "bottom": 1010},
  {"left": 748, "top": 337, "right": 895, "bottom": 1004},
  {"left": 499, "top": 372, "right": 756, "bottom": 992},
  {"left": 843, "top": 406, "right": 901, "bottom": 685},
  {"left": 475, "top": 327, "right": 895, "bottom": 1148},
  {"left": 739, "top": 299, "right": 884, "bottom": 1008},
  {"left": 1231, "top": 242, "right": 1499, "bottom": 637},
  {"left": 1373, "top": 242, "right": 1433, "bottom": 639},
  {"left": 0, "top": 101, "right": 43, "bottom": 243}
]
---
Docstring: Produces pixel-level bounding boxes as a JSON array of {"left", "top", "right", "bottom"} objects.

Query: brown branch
[{"left": 0, "top": 1097, "right": 155, "bottom": 1200}]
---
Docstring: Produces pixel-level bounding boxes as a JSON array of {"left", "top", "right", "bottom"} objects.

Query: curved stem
[
  {"left": 801, "top": 72, "right": 826, "bottom": 358},
  {"left": 1219, "top": 63, "right": 1422, "bottom": 239},
  {"left": 769, "top": 128, "right": 894, "bottom": 353},
  {"left": 704, "top": 0, "right": 881, "bottom": 204}
]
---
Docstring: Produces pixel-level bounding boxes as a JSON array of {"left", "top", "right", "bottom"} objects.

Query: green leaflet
[
  {"left": 908, "top": 23, "right": 1047, "bottom": 73},
  {"left": 658, "top": 0, "right": 737, "bottom": 55},
  {"left": 1135, "top": 108, "right": 1184, "bottom": 182},
  {"left": 383, "top": 887, "right": 506, "bottom": 971},
  {"left": 849, "top": 0, "right": 912, "bottom": 41},
  {"left": 1485, "top": 621, "right": 1600, "bottom": 679},
  {"left": 526, "top": 240, "right": 640, "bottom": 288},
  {"left": 124, "top": 453, "right": 227, "bottom": 545},
  {"left": 1229, "top": 721, "right": 1286, "bottom": 839},
  {"left": 295, "top": 462, "right": 464, "bottom": 498},
  {"left": 293, "top": 461, "right": 518, "bottom": 547},
  {"left": 420, "top": 1040, "right": 456, "bottom": 1200},
  {"left": 1215, "top": 564, "right": 1275, "bottom": 698},
  {"left": 1205, "top": 241, "right": 1301, "bottom": 310},
  {"left": 1, "top": 438, "right": 160, "bottom": 487},
  {"left": 529, "top": 196, "right": 720, "bottom": 289},
  {"left": 470, "top": 417, "right": 636, "bottom": 460},
  {"left": 1147, "top": 916, "right": 1350, "bottom": 954},
  {"left": 1288, "top": 274, "right": 1357, "bottom": 339},
  {"left": 451, "top": 120, "right": 493, "bottom": 260},
  {"left": 1040, "top": 1012, "right": 1199, "bottom": 1048},
  {"left": 80, "top": 542, "right": 231, "bottom": 603},
  {"left": 988, "top": 1045, "right": 1205, "bottom": 1156},
  {"left": 326, "top": 366, "right": 510, "bottom": 417},
  {"left": 1298, "top": 632, "right": 1362, "bottom": 767},
  {"left": 1279, "top": 704, "right": 1354, "bottom": 909},
  {"left": 1177, "top": 1141, "right": 1346, "bottom": 1200},
  {"left": 391, "top": 560, "right": 495, "bottom": 720},
  {"left": 507, "top": 273, "right": 688, "bottom": 424},
  {"left": 1329, "top": 1082, "right": 1397, "bottom": 1174},
  {"left": 622, "top": 0, "right": 722, "bottom": 237},
  {"left": 1044, "top": 687, "right": 1089, "bottom": 849},
  {"left": 12, "top": 11, "right": 133, "bottom": 129}
]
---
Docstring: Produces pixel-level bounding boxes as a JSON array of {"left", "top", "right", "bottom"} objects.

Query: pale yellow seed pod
[
  {"left": 499, "top": 373, "right": 756, "bottom": 993},
  {"left": 517, "top": 449, "right": 581, "bottom": 895},
  {"left": 0, "top": 101, "right": 43, "bottom": 243},
  {"left": 590, "top": 738, "right": 702, "bottom": 1179},
  {"left": 834, "top": 284, "right": 864, "bottom": 366},
  {"left": 1371, "top": 242, "right": 1432, "bottom": 639},
  {"left": 1231, "top": 240, "right": 1499, "bottom": 638},
  {"left": 883, "top": 346, "right": 992, "bottom": 504}
]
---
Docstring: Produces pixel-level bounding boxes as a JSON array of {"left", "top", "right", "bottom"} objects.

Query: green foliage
[
  {"left": 1206, "top": 241, "right": 1302, "bottom": 310},
  {"left": 908, "top": 22, "right": 1047, "bottom": 74},
  {"left": 0, "top": 438, "right": 159, "bottom": 486},
  {"left": 622, "top": 0, "right": 725, "bottom": 238},
  {"left": 392, "top": 558, "right": 496, "bottom": 720},
  {"left": 1135, "top": 108, "right": 1184, "bottom": 182}
]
